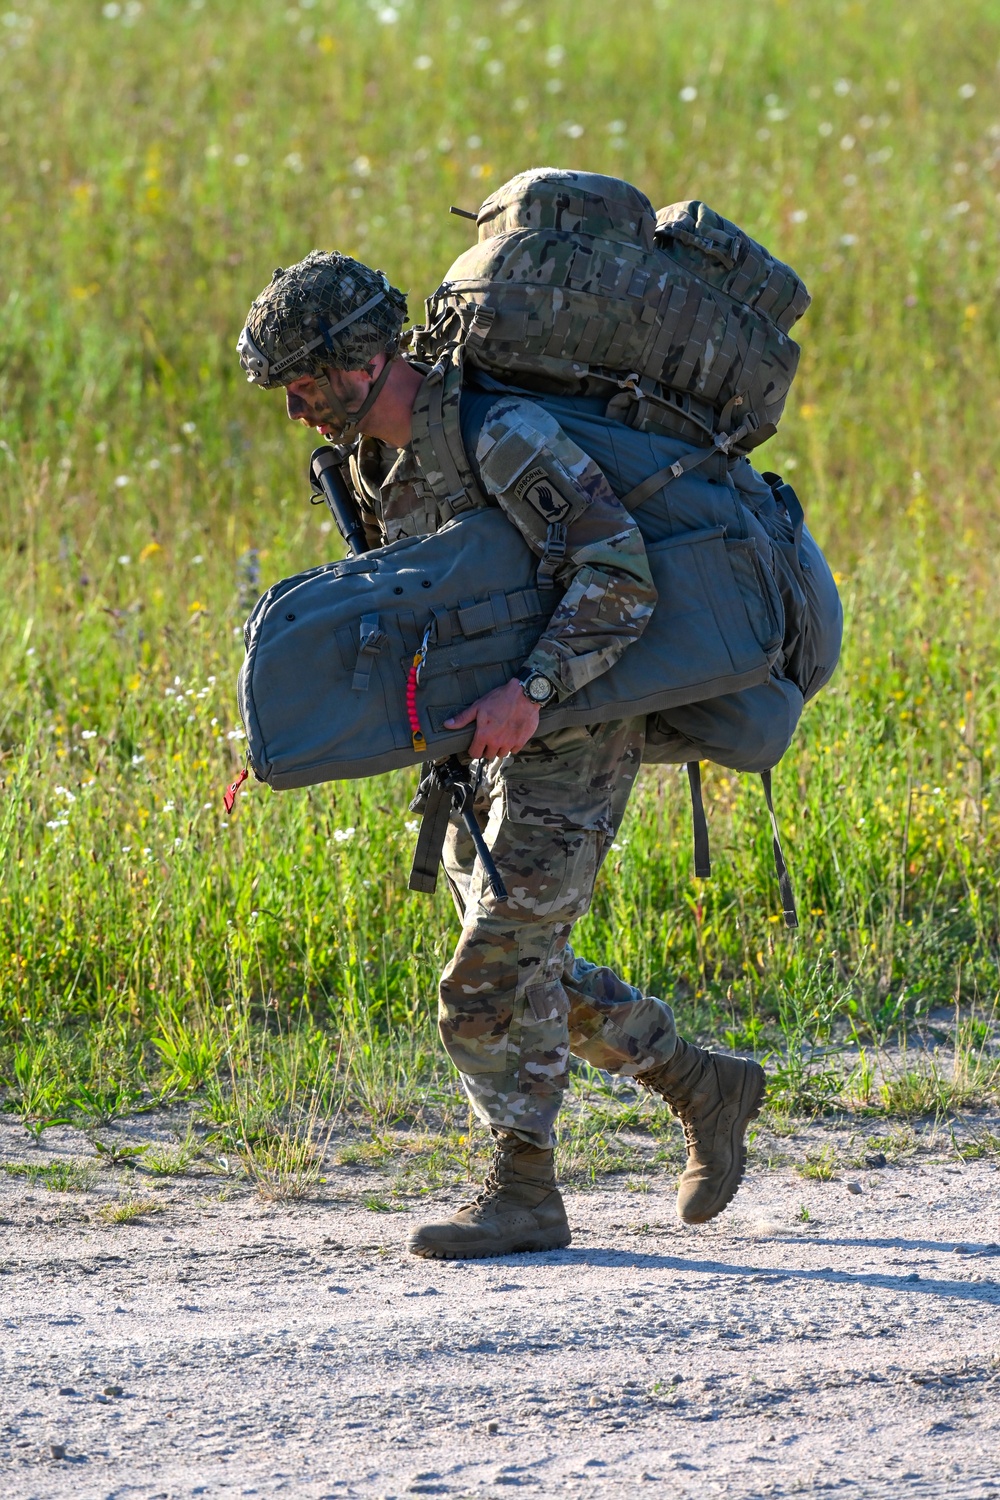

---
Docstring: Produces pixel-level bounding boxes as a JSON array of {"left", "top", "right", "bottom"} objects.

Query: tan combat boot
[
  {"left": 637, "top": 1040, "right": 766, "bottom": 1224},
  {"left": 408, "top": 1129, "right": 571, "bottom": 1260}
]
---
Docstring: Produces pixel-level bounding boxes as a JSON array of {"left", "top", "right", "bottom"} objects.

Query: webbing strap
[
  {"left": 426, "top": 364, "right": 474, "bottom": 513},
  {"left": 618, "top": 423, "right": 750, "bottom": 513},
  {"left": 671, "top": 296, "right": 716, "bottom": 392},
  {"left": 699, "top": 307, "right": 742, "bottom": 404},
  {"left": 760, "top": 769, "right": 799, "bottom": 929},
  {"left": 407, "top": 774, "right": 452, "bottom": 894},
  {"left": 763, "top": 471, "right": 804, "bottom": 551},
  {"left": 735, "top": 320, "right": 768, "bottom": 398},
  {"left": 686, "top": 762, "right": 712, "bottom": 878},
  {"left": 536, "top": 521, "right": 567, "bottom": 585},
  {"left": 352, "top": 613, "right": 385, "bottom": 692},
  {"left": 453, "top": 586, "right": 551, "bottom": 639}
]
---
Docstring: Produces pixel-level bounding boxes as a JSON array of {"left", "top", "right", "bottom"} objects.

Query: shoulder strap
[{"left": 410, "top": 351, "right": 490, "bottom": 519}]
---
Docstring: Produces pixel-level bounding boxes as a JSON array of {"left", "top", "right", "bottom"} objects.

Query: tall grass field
[{"left": 2, "top": 0, "right": 1000, "bottom": 1153}]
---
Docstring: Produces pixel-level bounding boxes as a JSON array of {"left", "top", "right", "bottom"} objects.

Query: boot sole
[
  {"left": 408, "top": 1229, "right": 572, "bottom": 1261},
  {"left": 679, "top": 1061, "right": 766, "bottom": 1225}
]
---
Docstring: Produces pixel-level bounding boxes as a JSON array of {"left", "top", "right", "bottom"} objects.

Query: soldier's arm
[{"left": 474, "top": 397, "right": 656, "bottom": 700}]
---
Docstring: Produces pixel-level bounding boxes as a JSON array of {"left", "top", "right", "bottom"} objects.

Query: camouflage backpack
[{"left": 410, "top": 167, "right": 810, "bottom": 458}]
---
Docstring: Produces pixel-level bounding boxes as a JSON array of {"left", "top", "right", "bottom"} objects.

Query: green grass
[
  {"left": 3, "top": 1160, "right": 97, "bottom": 1192},
  {"left": 2, "top": 0, "right": 1000, "bottom": 1143},
  {"left": 95, "top": 1194, "right": 165, "bottom": 1225},
  {"left": 796, "top": 1146, "right": 836, "bottom": 1181}
]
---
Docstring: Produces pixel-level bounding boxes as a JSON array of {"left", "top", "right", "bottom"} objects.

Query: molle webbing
[{"left": 432, "top": 584, "right": 555, "bottom": 645}]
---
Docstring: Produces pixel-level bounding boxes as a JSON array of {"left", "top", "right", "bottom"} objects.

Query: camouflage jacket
[{"left": 348, "top": 379, "right": 656, "bottom": 703}]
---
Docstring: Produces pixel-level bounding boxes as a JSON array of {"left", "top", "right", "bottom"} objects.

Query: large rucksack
[{"left": 412, "top": 167, "right": 810, "bottom": 457}]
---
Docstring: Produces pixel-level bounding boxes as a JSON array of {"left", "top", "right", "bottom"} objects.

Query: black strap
[
  {"left": 618, "top": 422, "right": 750, "bottom": 513},
  {"left": 331, "top": 353, "right": 395, "bottom": 444},
  {"left": 686, "top": 762, "right": 712, "bottom": 879},
  {"left": 536, "top": 521, "right": 567, "bottom": 585},
  {"left": 762, "top": 471, "right": 805, "bottom": 551},
  {"left": 407, "top": 773, "right": 452, "bottom": 894},
  {"left": 760, "top": 769, "right": 798, "bottom": 929}
]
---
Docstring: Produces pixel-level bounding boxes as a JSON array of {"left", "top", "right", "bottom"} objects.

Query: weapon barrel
[{"left": 310, "top": 446, "right": 369, "bottom": 558}]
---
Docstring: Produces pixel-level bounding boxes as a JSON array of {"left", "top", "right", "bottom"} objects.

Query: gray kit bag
[
  {"left": 238, "top": 431, "right": 840, "bottom": 790},
  {"left": 240, "top": 508, "right": 780, "bottom": 788}
]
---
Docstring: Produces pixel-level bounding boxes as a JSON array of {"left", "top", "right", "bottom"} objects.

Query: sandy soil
[{"left": 2, "top": 1113, "right": 999, "bottom": 1500}]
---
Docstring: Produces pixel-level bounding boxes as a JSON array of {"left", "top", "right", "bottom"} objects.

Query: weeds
[
  {"left": 951, "top": 1130, "right": 1000, "bottom": 1162},
  {"left": 89, "top": 1138, "right": 150, "bottom": 1169},
  {"left": 864, "top": 1128, "right": 919, "bottom": 1163},
  {"left": 96, "top": 1196, "right": 164, "bottom": 1226},
  {"left": 142, "top": 1139, "right": 200, "bottom": 1176},
  {"left": 238, "top": 1131, "right": 324, "bottom": 1202},
  {"left": 3, "top": 1160, "right": 97, "bottom": 1192},
  {"left": 70, "top": 1083, "right": 145, "bottom": 1129},
  {"left": 797, "top": 1148, "right": 837, "bottom": 1181},
  {"left": 363, "top": 1194, "right": 405, "bottom": 1213}
]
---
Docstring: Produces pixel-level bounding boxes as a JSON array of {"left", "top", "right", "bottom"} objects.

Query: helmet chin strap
[{"left": 316, "top": 356, "right": 396, "bottom": 443}]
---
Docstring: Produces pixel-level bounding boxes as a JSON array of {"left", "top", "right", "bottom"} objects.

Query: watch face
[{"left": 528, "top": 674, "right": 553, "bottom": 702}]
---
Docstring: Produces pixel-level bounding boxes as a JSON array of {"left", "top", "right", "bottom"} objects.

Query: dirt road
[{"left": 2, "top": 1117, "right": 999, "bottom": 1499}]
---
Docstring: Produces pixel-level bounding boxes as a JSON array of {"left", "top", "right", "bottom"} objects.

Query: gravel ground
[{"left": 2, "top": 1113, "right": 999, "bottom": 1500}]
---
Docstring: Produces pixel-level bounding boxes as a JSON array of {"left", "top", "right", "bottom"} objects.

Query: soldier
[{"left": 237, "top": 250, "right": 766, "bottom": 1259}]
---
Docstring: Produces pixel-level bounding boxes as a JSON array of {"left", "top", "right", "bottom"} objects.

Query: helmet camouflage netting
[{"left": 237, "top": 251, "right": 408, "bottom": 388}]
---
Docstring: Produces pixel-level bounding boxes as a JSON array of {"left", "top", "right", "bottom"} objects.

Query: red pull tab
[{"left": 223, "top": 767, "right": 249, "bottom": 815}]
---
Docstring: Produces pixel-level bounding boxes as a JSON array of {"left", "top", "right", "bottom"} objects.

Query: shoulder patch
[{"left": 514, "top": 466, "right": 575, "bottom": 524}]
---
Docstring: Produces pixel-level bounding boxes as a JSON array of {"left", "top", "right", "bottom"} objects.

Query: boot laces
[
  {"left": 471, "top": 1162, "right": 506, "bottom": 1208},
  {"left": 464, "top": 1144, "right": 520, "bottom": 1210},
  {"left": 678, "top": 1107, "right": 707, "bottom": 1152}
]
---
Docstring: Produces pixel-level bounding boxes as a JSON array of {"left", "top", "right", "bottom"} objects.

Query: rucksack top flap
[
  {"left": 475, "top": 167, "right": 656, "bottom": 248},
  {"left": 438, "top": 227, "right": 652, "bottom": 301}
]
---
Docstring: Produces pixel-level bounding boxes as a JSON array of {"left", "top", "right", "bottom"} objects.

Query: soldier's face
[{"left": 284, "top": 366, "right": 372, "bottom": 438}]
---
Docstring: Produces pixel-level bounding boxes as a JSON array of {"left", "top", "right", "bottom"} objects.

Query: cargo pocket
[
  {"left": 509, "top": 974, "right": 571, "bottom": 1095},
  {"left": 485, "top": 782, "right": 605, "bottom": 924}
]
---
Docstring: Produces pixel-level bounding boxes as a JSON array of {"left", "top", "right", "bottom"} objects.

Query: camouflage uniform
[
  {"left": 438, "top": 719, "right": 677, "bottom": 1147},
  {"left": 360, "top": 386, "right": 678, "bottom": 1147}
]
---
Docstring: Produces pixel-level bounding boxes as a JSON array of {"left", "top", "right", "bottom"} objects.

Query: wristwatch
[{"left": 518, "top": 667, "right": 557, "bottom": 706}]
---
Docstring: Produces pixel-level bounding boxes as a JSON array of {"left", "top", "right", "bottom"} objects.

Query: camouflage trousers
[{"left": 438, "top": 718, "right": 677, "bottom": 1148}]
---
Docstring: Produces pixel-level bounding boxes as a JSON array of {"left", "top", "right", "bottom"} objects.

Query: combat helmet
[{"left": 237, "top": 251, "right": 407, "bottom": 389}]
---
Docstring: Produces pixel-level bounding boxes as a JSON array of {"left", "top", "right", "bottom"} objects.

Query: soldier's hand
[{"left": 444, "top": 678, "right": 541, "bottom": 761}]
